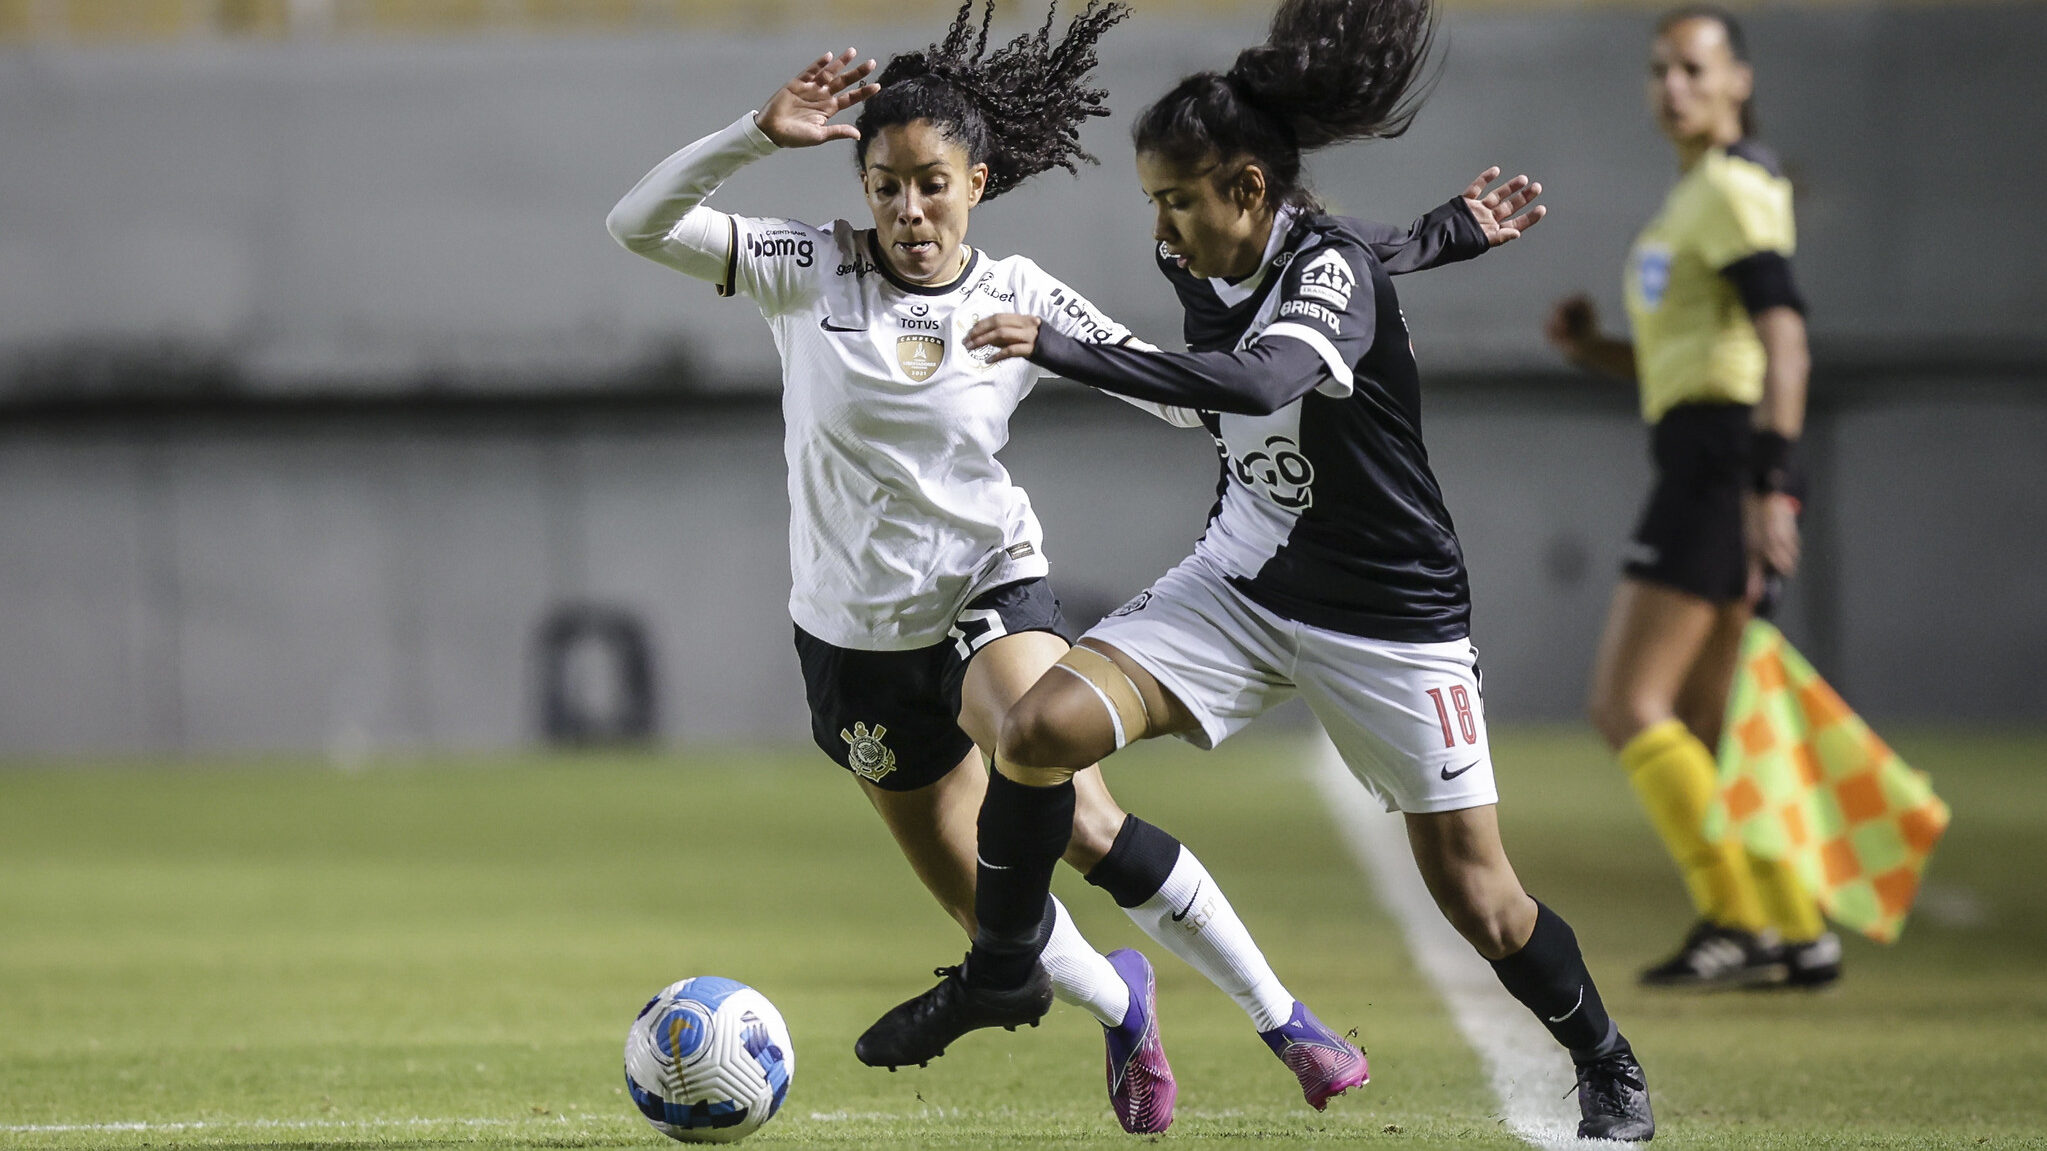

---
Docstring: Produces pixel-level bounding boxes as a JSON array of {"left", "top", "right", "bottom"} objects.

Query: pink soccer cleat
[
  {"left": 1259, "top": 1001, "right": 1368, "bottom": 1110},
  {"left": 1102, "top": 949, "right": 1176, "bottom": 1133}
]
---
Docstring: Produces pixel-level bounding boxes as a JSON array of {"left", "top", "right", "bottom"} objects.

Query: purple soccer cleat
[
  {"left": 1102, "top": 949, "right": 1176, "bottom": 1134},
  {"left": 1259, "top": 1001, "right": 1368, "bottom": 1111}
]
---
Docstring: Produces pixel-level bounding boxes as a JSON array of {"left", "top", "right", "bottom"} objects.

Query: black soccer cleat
[
  {"left": 1575, "top": 1047, "right": 1655, "bottom": 1141},
  {"left": 1774, "top": 931, "right": 1843, "bottom": 989},
  {"left": 1638, "top": 920, "right": 1784, "bottom": 989},
  {"left": 853, "top": 955, "right": 1053, "bottom": 1070}
]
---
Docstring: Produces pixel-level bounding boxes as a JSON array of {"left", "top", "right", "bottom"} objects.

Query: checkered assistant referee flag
[{"left": 1705, "top": 620, "right": 1951, "bottom": 943}]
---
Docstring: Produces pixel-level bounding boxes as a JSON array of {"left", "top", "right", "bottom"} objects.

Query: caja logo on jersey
[
  {"left": 747, "top": 232, "right": 814, "bottom": 269},
  {"left": 1231, "top": 434, "right": 1316, "bottom": 509},
  {"left": 897, "top": 334, "right": 946, "bottom": 381},
  {"left": 1295, "top": 249, "right": 1356, "bottom": 309}
]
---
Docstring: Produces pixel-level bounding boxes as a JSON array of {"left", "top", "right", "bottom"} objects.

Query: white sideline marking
[{"left": 1307, "top": 736, "right": 1591, "bottom": 1149}]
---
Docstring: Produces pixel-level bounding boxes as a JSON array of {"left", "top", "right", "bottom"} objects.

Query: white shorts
[{"left": 1086, "top": 554, "right": 1498, "bottom": 814}]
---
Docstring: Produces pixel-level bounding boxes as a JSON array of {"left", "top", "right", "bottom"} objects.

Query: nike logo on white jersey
[{"left": 819, "top": 317, "right": 867, "bottom": 333}]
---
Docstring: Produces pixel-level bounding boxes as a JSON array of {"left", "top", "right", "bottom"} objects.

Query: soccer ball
[{"left": 624, "top": 977, "right": 795, "bottom": 1143}]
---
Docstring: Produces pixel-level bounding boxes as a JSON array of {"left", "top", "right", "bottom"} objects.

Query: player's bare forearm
[{"left": 1751, "top": 306, "right": 1809, "bottom": 437}]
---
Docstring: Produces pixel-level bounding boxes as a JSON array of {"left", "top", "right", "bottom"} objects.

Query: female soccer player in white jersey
[
  {"left": 605, "top": 0, "right": 1507, "bottom": 1132},
  {"left": 861, "top": 0, "right": 1656, "bottom": 1141}
]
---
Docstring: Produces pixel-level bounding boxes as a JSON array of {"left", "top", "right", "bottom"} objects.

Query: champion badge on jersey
[{"left": 897, "top": 334, "right": 946, "bottom": 382}]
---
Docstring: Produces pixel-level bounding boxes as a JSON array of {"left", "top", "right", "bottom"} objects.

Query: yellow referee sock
[
  {"left": 1747, "top": 851, "right": 1826, "bottom": 943},
  {"left": 1620, "top": 719, "right": 1767, "bottom": 934}
]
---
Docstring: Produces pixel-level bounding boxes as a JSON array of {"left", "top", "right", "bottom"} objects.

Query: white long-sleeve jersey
[{"left": 607, "top": 113, "right": 1197, "bottom": 651}]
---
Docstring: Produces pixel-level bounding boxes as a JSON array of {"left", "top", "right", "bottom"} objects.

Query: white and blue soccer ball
[{"left": 624, "top": 977, "right": 795, "bottom": 1143}]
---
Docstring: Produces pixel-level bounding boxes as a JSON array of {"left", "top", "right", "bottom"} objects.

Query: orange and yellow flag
[{"left": 1705, "top": 620, "right": 1950, "bottom": 943}]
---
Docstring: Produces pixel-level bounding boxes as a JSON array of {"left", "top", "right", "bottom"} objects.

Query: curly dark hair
[
  {"left": 853, "top": 0, "right": 1133, "bottom": 201},
  {"left": 1132, "top": 0, "right": 1438, "bottom": 212}
]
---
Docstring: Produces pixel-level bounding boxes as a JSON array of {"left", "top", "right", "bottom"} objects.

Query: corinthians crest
[
  {"left": 896, "top": 334, "right": 945, "bottom": 381},
  {"left": 841, "top": 721, "right": 897, "bottom": 782}
]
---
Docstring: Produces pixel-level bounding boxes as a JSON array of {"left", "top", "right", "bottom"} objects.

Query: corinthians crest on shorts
[
  {"left": 841, "top": 721, "right": 897, "bottom": 782},
  {"left": 896, "top": 334, "right": 945, "bottom": 381}
]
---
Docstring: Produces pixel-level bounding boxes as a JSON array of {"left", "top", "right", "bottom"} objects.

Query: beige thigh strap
[{"left": 1049, "top": 644, "right": 1152, "bottom": 749}]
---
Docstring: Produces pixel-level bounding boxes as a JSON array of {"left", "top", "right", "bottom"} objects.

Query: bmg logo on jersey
[
  {"left": 1231, "top": 434, "right": 1315, "bottom": 509},
  {"left": 1045, "top": 287, "right": 1115, "bottom": 343},
  {"left": 747, "top": 231, "right": 814, "bottom": 268},
  {"left": 1295, "top": 249, "right": 1356, "bottom": 309}
]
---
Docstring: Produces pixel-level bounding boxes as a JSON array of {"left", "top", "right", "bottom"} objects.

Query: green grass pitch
[{"left": 3, "top": 728, "right": 2043, "bottom": 1149}]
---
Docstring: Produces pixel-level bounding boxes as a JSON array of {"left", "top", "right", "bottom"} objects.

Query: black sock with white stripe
[
  {"left": 1490, "top": 900, "right": 1625, "bottom": 1063},
  {"left": 1084, "top": 815, "right": 1181, "bottom": 907},
  {"left": 967, "top": 772, "right": 1075, "bottom": 989}
]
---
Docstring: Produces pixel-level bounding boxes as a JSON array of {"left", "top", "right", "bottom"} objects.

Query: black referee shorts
[
  {"left": 793, "top": 578, "right": 1072, "bottom": 792},
  {"left": 1622, "top": 402, "right": 1752, "bottom": 603}
]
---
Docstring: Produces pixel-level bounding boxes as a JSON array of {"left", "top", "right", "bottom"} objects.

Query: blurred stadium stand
[
  {"left": 1, "top": 0, "right": 1275, "bottom": 43},
  {"left": 1, "top": 1, "right": 2041, "bottom": 754}
]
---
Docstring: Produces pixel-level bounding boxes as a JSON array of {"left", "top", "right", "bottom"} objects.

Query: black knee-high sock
[
  {"left": 1084, "top": 815, "right": 1183, "bottom": 908},
  {"left": 1490, "top": 900, "right": 1627, "bottom": 1064},
  {"left": 968, "top": 771, "right": 1075, "bottom": 988}
]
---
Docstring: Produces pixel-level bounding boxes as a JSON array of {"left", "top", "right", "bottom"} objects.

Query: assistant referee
[{"left": 1547, "top": 5, "right": 1839, "bottom": 990}]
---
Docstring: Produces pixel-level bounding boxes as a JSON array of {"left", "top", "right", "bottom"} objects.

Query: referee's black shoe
[
  {"left": 1575, "top": 1047, "right": 1655, "bottom": 1141},
  {"left": 854, "top": 955, "right": 1053, "bottom": 1070},
  {"left": 1772, "top": 931, "right": 1844, "bottom": 989},
  {"left": 1638, "top": 920, "right": 1783, "bottom": 988}
]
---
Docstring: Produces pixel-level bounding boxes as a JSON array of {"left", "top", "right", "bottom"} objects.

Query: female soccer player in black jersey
[
  {"left": 1546, "top": 6, "right": 1834, "bottom": 991},
  {"left": 607, "top": 0, "right": 1517, "bottom": 1131},
  {"left": 860, "top": 0, "right": 1655, "bottom": 1140}
]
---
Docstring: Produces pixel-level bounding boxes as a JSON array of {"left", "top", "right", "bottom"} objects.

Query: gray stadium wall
[
  {"left": 1, "top": 6, "right": 2043, "bottom": 755},
  {"left": 3, "top": 5, "right": 2043, "bottom": 391},
  {"left": 2, "top": 384, "right": 2040, "bottom": 756}
]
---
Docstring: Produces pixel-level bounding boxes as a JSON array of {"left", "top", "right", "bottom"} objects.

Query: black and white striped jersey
[{"left": 1031, "top": 209, "right": 1483, "bottom": 643}]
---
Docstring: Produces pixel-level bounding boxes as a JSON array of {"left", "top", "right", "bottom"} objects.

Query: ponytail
[{"left": 1134, "top": 0, "right": 1437, "bottom": 211}]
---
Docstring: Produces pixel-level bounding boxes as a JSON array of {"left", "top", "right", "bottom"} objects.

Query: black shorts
[
  {"left": 793, "top": 578, "right": 1072, "bottom": 792},
  {"left": 1623, "top": 402, "right": 1751, "bottom": 603}
]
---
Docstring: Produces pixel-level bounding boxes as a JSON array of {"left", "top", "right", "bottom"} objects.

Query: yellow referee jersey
[{"left": 1625, "top": 141, "right": 1796, "bottom": 424}]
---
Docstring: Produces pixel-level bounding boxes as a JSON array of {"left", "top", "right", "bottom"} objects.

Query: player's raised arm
[
  {"left": 1349, "top": 167, "right": 1547, "bottom": 276},
  {"left": 1459, "top": 167, "right": 1547, "bottom": 247},
  {"left": 754, "top": 48, "right": 883, "bottom": 149},
  {"left": 603, "top": 50, "right": 877, "bottom": 280}
]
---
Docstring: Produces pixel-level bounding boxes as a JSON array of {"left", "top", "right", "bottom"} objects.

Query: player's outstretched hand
[
  {"left": 1461, "top": 167, "right": 1546, "bottom": 246},
  {"left": 756, "top": 49, "right": 881, "bottom": 149},
  {"left": 965, "top": 314, "right": 1042, "bottom": 364}
]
